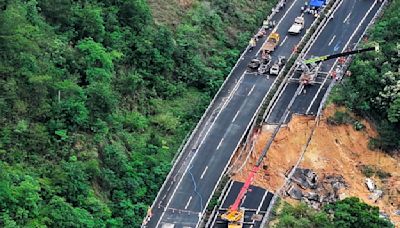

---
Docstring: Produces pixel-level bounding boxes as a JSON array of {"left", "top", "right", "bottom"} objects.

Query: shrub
[
  {"left": 327, "top": 111, "right": 354, "bottom": 125},
  {"left": 353, "top": 121, "right": 366, "bottom": 131}
]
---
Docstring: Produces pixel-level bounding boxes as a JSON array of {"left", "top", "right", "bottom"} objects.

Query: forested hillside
[
  {"left": 273, "top": 198, "right": 393, "bottom": 227},
  {"left": 331, "top": 0, "right": 400, "bottom": 152},
  {"left": 0, "top": 0, "right": 276, "bottom": 226}
]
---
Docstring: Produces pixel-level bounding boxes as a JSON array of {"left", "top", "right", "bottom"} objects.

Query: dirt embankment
[{"left": 231, "top": 105, "right": 400, "bottom": 225}]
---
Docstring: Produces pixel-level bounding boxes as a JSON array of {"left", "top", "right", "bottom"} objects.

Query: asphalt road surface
[
  {"left": 210, "top": 1, "right": 383, "bottom": 227},
  {"left": 266, "top": 0, "right": 382, "bottom": 124},
  {"left": 145, "top": 0, "right": 315, "bottom": 227},
  {"left": 209, "top": 181, "right": 273, "bottom": 228}
]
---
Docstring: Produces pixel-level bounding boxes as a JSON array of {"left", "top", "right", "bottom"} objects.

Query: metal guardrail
[
  {"left": 199, "top": 1, "right": 342, "bottom": 227},
  {"left": 258, "top": 0, "right": 345, "bottom": 226},
  {"left": 317, "top": 0, "right": 389, "bottom": 117},
  {"left": 261, "top": 1, "right": 388, "bottom": 227},
  {"left": 143, "top": 0, "right": 283, "bottom": 226},
  {"left": 262, "top": 0, "right": 341, "bottom": 123}
]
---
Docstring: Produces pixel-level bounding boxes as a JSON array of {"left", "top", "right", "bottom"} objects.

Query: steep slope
[{"left": 232, "top": 105, "right": 400, "bottom": 225}]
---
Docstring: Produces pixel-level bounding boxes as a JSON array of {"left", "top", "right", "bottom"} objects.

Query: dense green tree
[
  {"left": 275, "top": 203, "right": 332, "bottom": 228},
  {"left": 274, "top": 198, "right": 393, "bottom": 228},
  {"left": 325, "top": 197, "right": 393, "bottom": 228},
  {"left": 331, "top": 0, "right": 400, "bottom": 151},
  {"left": 0, "top": 0, "right": 278, "bottom": 226}
]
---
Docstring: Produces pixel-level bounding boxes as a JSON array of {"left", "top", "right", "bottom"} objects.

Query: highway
[
  {"left": 144, "top": 0, "right": 316, "bottom": 227},
  {"left": 209, "top": 181, "right": 273, "bottom": 227},
  {"left": 266, "top": 0, "right": 382, "bottom": 124},
  {"left": 213, "top": 0, "right": 384, "bottom": 227}
]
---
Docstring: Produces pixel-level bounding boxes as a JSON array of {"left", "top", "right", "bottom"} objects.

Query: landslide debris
[{"left": 231, "top": 105, "right": 400, "bottom": 225}]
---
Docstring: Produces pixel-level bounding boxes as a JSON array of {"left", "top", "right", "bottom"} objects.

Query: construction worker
[{"left": 249, "top": 37, "right": 256, "bottom": 51}]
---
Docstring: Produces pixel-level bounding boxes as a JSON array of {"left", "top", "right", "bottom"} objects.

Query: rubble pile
[
  {"left": 365, "top": 178, "right": 384, "bottom": 203},
  {"left": 285, "top": 168, "right": 348, "bottom": 209}
]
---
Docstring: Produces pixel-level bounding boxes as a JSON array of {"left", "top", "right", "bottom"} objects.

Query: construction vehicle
[
  {"left": 270, "top": 56, "right": 286, "bottom": 75},
  {"left": 299, "top": 44, "right": 379, "bottom": 85},
  {"left": 262, "top": 32, "right": 280, "bottom": 53},
  {"left": 221, "top": 166, "right": 260, "bottom": 227}
]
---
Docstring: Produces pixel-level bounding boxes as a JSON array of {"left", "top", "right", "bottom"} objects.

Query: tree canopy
[
  {"left": 0, "top": 0, "right": 276, "bottom": 226},
  {"left": 274, "top": 198, "right": 393, "bottom": 228},
  {"left": 330, "top": 0, "right": 400, "bottom": 152}
]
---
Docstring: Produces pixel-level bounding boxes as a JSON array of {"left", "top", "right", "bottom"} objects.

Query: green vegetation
[
  {"left": 327, "top": 111, "right": 366, "bottom": 131},
  {"left": 327, "top": 111, "right": 354, "bottom": 125},
  {"left": 0, "top": 0, "right": 277, "bottom": 226},
  {"left": 330, "top": 0, "right": 400, "bottom": 152},
  {"left": 359, "top": 164, "right": 392, "bottom": 179},
  {"left": 274, "top": 197, "right": 393, "bottom": 228}
]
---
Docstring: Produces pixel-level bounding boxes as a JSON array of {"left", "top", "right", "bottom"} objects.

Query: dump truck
[
  {"left": 262, "top": 32, "right": 280, "bottom": 53},
  {"left": 288, "top": 16, "right": 304, "bottom": 35}
]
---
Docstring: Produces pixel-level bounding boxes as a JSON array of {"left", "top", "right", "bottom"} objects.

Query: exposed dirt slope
[
  {"left": 231, "top": 105, "right": 400, "bottom": 225},
  {"left": 148, "top": 0, "right": 194, "bottom": 26}
]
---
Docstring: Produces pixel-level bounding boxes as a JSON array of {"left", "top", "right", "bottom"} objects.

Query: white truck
[{"left": 288, "top": 16, "right": 304, "bottom": 35}]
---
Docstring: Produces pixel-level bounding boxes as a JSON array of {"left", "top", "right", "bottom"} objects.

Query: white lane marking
[
  {"left": 220, "top": 181, "right": 233, "bottom": 207},
  {"left": 155, "top": 72, "right": 247, "bottom": 227},
  {"left": 257, "top": 191, "right": 269, "bottom": 213},
  {"left": 274, "top": 0, "right": 298, "bottom": 31},
  {"left": 216, "top": 137, "right": 224, "bottom": 150},
  {"left": 279, "top": 36, "right": 288, "bottom": 47},
  {"left": 303, "top": 0, "right": 345, "bottom": 57},
  {"left": 265, "top": 82, "right": 289, "bottom": 122},
  {"left": 343, "top": 12, "right": 352, "bottom": 23},
  {"left": 184, "top": 196, "right": 193, "bottom": 210},
  {"left": 200, "top": 166, "right": 208, "bottom": 180},
  {"left": 232, "top": 110, "right": 240, "bottom": 123},
  {"left": 306, "top": 0, "right": 378, "bottom": 115},
  {"left": 247, "top": 85, "right": 256, "bottom": 96},
  {"left": 256, "top": 0, "right": 298, "bottom": 56},
  {"left": 328, "top": 35, "right": 336, "bottom": 46}
]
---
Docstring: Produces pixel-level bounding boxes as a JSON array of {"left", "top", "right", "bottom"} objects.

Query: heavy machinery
[
  {"left": 299, "top": 44, "right": 379, "bottom": 85},
  {"left": 221, "top": 166, "right": 260, "bottom": 228},
  {"left": 222, "top": 45, "right": 380, "bottom": 228},
  {"left": 248, "top": 52, "right": 272, "bottom": 74},
  {"left": 262, "top": 32, "right": 280, "bottom": 53},
  {"left": 288, "top": 16, "right": 305, "bottom": 35}
]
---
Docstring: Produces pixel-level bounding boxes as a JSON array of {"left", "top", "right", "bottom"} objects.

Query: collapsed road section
[
  {"left": 144, "top": 0, "right": 321, "bottom": 227},
  {"left": 211, "top": 0, "right": 386, "bottom": 227}
]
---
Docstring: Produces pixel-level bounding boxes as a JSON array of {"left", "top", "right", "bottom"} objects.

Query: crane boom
[
  {"left": 221, "top": 166, "right": 260, "bottom": 226},
  {"left": 231, "top": 166, "right": 260, "bottom": 211},
  {"left": 304, "top": 45, "right": 379, "bottom": 64},
  {"left": 300, "top": 44, "right": 379, "bottom": 84}
]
